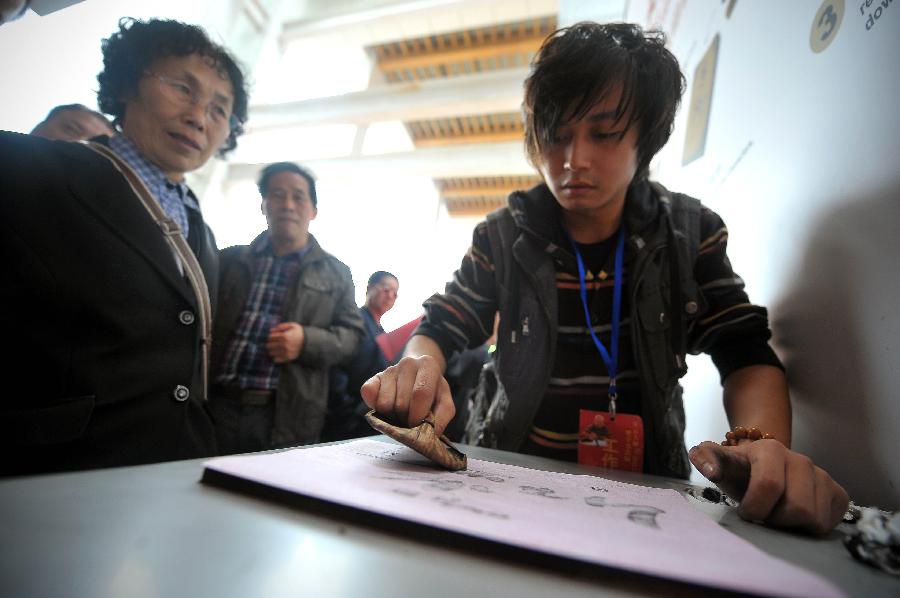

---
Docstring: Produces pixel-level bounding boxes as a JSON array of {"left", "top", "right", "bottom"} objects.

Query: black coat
[{"left": 0, "top": 131, "right": 219, "bottom": 475}]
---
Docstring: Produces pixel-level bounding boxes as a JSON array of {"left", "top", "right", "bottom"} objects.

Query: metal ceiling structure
[
  {"left": 364, "top": 14, "right": 552, "bottom": 215},
  {"left": 436, "top": 174, "right": 541, "bottom": 216},
  {"left": 405, "top": 111, "right": 523, "bottom": 147},
  {"left": 369, "top": 15, "right": 555, "bottom": 83}
]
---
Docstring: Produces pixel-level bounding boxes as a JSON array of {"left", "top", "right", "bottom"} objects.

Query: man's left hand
[
  {"left": 689, "top": 440, "right": 849, "bottom": 535},
  {"left": 267, "top": 322, "right": 304, "bottom": 363}
]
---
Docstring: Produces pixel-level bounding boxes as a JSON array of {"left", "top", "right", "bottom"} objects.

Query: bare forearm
[
  {"left": 722, "top": 364, "right": 792, "bottom": 447},
  {"left": 402, "top": 334, "right": 447, "bottom": 373}
]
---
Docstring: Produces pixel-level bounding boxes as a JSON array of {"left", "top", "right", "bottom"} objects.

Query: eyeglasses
[{"left": 146, "top": 72, "right": 241, "bottom": 131}]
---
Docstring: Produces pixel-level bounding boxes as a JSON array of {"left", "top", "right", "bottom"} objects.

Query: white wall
[
  {"left": 601, "top": 0, "right": 900, "bottom": 508},
  {"left": 0, "top": 0, "right": 218, "bottom": 133}
]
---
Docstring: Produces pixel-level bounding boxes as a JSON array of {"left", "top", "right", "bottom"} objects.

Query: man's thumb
[
  {"left": 360, "top": 375, "right": 381, "bottom": 407},
  {"left": 689, "top": 441, "right": 751, "bottom": 501}
]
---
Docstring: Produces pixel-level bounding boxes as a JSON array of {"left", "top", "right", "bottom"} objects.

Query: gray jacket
[{"left": 211, "top": 232, "right": 365, "bottom": 446}]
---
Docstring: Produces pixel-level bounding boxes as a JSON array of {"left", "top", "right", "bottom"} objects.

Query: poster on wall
[{"left": 682, "top": 34, "right": 719, "bottom": 165}]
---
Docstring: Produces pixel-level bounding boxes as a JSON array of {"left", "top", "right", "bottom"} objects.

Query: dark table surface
[{"left": 1, "top": 438, "right": 896, "bottom": 598}]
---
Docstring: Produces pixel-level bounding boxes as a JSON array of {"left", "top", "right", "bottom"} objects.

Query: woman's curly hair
[
  {"left": 523, "top": 22, "right": 686, "bottom": 180},
  {"left": 97, "top": 17, "right": 249, "bottom": 156}
]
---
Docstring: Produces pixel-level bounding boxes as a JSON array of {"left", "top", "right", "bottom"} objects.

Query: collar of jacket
[
  {"left": 248, "top": 230, "right": 324, "bottom": 261},
  {"left": 506, "top": 178, "right": 660, "bottom": 264}
]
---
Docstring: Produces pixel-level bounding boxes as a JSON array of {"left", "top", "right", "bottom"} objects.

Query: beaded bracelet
[{"left": 721, "top": 426, "right": 775, "bottom": 446}]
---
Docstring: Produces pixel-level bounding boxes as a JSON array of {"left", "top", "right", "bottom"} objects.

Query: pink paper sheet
[{"left": 204, "top": 439, "right": 843, "bottom": 598}]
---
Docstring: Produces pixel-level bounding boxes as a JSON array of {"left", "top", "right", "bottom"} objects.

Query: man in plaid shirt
[{"left": 210, "top": 162, "right": 364, "bottom": 454}]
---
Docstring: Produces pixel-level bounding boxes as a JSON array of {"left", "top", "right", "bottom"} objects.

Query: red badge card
[{"left": 577, "top": 409, "right": 644, "bottom": 472}]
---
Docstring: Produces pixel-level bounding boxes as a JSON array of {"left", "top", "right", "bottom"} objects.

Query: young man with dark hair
[
  {"left": 0, "top": 17, "right": 249, "bottom": 474},
  {"left": 30, "top": 103, "right": 114, "bottom": 142},
  {"left": 210, "top": 162, "right": 365, "bottom": 454},
  {"left": 362, "top": 22, "right": 848, "bottom": 534}
]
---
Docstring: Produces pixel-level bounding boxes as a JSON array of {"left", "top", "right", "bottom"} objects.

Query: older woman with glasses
[{"left": 0, "top": 18, "right": 249, "bottom": 475}]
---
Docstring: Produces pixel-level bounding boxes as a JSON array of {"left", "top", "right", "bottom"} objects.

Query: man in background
[
  {"left": 210, "top": 161, "right": 364, "bottom": 454},
  {"left": 30, "top": 103, "right": 114, "bottom": 142},
  {"left": 357, "top": 271, "right": 399, "bottom": 372},
  {"left": 323, "top": 271, "right": 399, "bottom": 441}
]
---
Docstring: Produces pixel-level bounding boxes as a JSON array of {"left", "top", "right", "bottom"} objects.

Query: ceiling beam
[
  {"left": 443, "top": 202, "right": 507, "bottom": 218},
  {"left": 440, "top": 185, "right": 535, "bottom": 200},
  {"left": 375, "top": 36, "right": 542, "bottom": 74},
  {"left": 280, "top": 0, "right": 559, "bottom": 46},
  {"left": 225, "top": 141, "right": 533, "bottom": 183},
  {"left": 281, "top": 0, "right": 464, "bottom": 38},
  {"left": 246, "top": 67, "right": 529, "bottom": 130},
  {"left": 412, "top": 130, "right": 523, "bottom": 147}
]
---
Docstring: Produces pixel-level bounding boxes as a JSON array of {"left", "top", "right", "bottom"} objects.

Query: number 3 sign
[{"left": 811, "top": 0, "right": 844, "bottom": 53}]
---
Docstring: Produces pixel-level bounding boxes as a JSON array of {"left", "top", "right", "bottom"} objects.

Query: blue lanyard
[{"left": 567, "top": 225, "right": 625, "bottom": 418}]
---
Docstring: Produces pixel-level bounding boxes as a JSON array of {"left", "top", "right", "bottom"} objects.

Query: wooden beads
[{"left": 721, "top": 426, "right": 775, "bottom": 446}]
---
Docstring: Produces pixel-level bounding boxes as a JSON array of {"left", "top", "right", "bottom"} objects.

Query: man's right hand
[{"left": 360, "top": 354, "right": 456, "bottom": 436}]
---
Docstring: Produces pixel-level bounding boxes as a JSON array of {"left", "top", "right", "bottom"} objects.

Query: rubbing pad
[{"left": 364, "top": 409, "right": 467, "bottom": 471}]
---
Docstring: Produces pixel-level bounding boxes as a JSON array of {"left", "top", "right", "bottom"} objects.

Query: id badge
[{"left": 577, "top": 409, "right": 644, "bottom": 472}]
